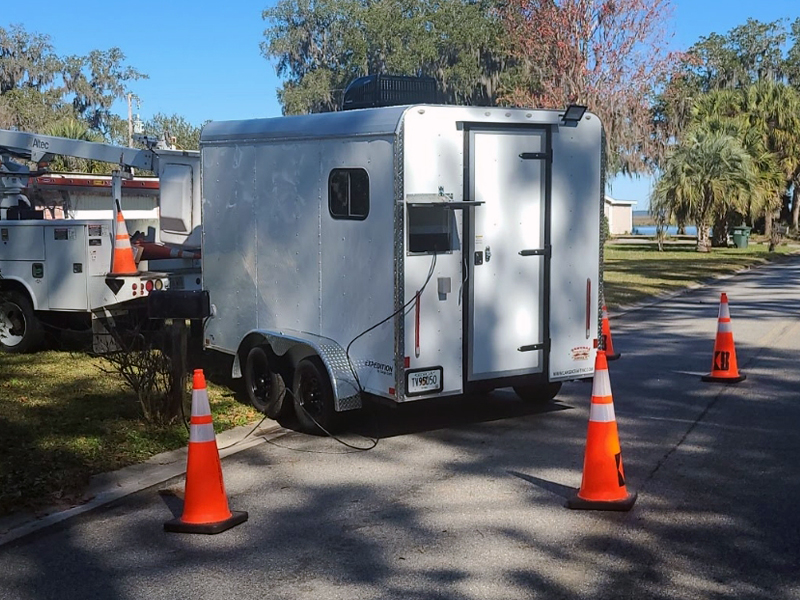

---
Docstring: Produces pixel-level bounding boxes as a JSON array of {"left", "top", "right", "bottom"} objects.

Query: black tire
[
  {"left": 292, "top": 356, "right": 338, "bottom": 434},
  {"left": 513, "top": 380, "right": 562, "bottom": 403},
  {"left": 244, "top": 346, "right": 287, "bottom": 419},
  {"left": 0, "top": 291, "right": 44, "bottom": 353}
]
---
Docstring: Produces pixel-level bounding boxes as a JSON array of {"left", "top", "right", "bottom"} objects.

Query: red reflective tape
[
  {"left": 191, "top": 414, "right": 213, "bottom": 425},
  {"left": 415, "top": 291, "right": 421, "bottom": 358}
]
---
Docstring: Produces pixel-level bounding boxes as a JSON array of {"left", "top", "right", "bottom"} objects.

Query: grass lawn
[
  {"left": 603, "top": 238, "right": 795, "bottom": 307},
  {"left": 0, "top": 350, "right": 257, "bottom": 517}
]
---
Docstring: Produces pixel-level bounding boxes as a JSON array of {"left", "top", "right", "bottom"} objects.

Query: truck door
[{"left": 466, "top": 128, "right": 548, "bottom": 382}]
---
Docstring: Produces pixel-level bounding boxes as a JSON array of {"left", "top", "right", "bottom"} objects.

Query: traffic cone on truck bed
[
  {"left": 164, "top": 369, "right": 248, "bottom": 534},
  {"left": 110, "top": 200, "right": 138, "bottom": 275},
  {"left": 702, "top": 292, "right": 746, "bottom": 383},
  {"left": 568, "top": 351, "right": 637, "bottom": 511}
]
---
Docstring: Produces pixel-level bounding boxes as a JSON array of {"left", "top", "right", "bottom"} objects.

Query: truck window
[{"left": 329, "top": 169, "right": 369, "bottom": 220}]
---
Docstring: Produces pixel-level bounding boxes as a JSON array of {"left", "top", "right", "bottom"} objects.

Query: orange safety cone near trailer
[
  {"left": 702, "top": 293, "right": 746, "bottom": 383},
  {"left": 110, "top": 200, "right": 139, "bottom": 275},
  {"left": 568, "top": 351, "right": 637, "bottom": 511},
  {"left": 164, "top": 370, "right": 248, "bottom": 534},
  {"left": 600, "top": 302, "right": 621, "bottom": 360}
]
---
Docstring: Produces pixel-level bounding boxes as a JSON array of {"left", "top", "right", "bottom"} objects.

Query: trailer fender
[{"left": 234, "top": 329, "right": 362, "bottom": 412}]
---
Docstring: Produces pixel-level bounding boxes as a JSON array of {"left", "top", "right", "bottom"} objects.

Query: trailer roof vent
[{"left": 342, "top": 75, "right": 439, "bottom": 110}]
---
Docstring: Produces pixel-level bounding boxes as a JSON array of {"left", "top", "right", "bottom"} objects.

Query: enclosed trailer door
[{"left": 467, "top": 128, "right": 547, "bottom": 381}]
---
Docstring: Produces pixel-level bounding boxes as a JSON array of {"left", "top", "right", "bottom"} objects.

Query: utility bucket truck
[
  {"left": 0, "top": 129, "right": 201, "bottom": 352},
  {"left": 197, "top": 100, "right": 604, "bottom": 432}
]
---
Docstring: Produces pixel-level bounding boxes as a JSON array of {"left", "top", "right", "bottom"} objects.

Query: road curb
[{"left": 0, "top": 420, "right": 288, "bottom": 548}]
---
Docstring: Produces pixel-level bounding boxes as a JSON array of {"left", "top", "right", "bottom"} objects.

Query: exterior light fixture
[{"left": 561, "top": 104, "right": 587, "bottom": 124}]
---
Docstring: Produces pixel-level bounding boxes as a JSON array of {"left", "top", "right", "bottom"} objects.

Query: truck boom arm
[{"left": 0, "top": 129, "right": 157, "bottom": 171}]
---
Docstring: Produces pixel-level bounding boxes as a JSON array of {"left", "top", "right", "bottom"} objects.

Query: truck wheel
[
  {"left": 513, "top": 381, "right": 562, "bottom": 403},
  {"left": 292, "top": 357, "right": 338, "bottom": 434},
  {"left": 0, "top": 291, "right": 44, "bottom": 354},
  {"left": 244, "top": 346, "right": 287, "bottom": 419}
]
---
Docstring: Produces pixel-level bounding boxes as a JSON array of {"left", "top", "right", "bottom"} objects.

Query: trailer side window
[{"left": 329, "top": 169, "right": 369, "bottom": 220}]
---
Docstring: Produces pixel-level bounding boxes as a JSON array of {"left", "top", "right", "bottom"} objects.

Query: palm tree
[
  {"left": 652, "top": 127, "right": 758, "bottom": 252},
  {"left": 740, "top": 81, "right": 800, "bottom": 236},
  {"left": 44, "top": 117, "right": 110, "bottom": 173}
]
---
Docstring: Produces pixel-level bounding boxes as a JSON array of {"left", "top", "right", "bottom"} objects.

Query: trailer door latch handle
[
  {"left": 474, "top": 251, "right": 483, "bottom": 265},
  {"left": 484, "top": 246, "right": 491, "bottom": 262}
]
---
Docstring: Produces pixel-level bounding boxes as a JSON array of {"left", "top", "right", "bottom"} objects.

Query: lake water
[{"left": 632, "top": 226, "right": 698, "bottom": 236}]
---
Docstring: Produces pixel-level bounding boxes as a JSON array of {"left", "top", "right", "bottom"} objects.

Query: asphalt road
[{"left": 2, "top": 259, "right": 800, "bottom": 600}]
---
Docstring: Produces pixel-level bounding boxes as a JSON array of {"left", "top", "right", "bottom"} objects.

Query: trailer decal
[{"left": 365, "top": 360, "right": 393, "bottom": 376}]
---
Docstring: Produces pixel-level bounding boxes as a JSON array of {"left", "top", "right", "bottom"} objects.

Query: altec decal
[
  {"left": 570, "top": 346, "right": 591, "bottom": 361},
  {"left": 365, "top": 360, "right": 393, "bottom": 376},
  {"left": 31, "top": 138, "right": 50, "bottom": 150}
]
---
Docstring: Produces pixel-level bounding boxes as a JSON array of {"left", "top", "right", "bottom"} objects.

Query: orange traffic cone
[
  {"left": 702, "top": 292, "right": 746, "bottom": 383},
  {"left": 164, "top": 370, "right": 248, "bottom": 534},
  {"left": 600, "top": 302, "right": 621, "bottom": 360},
  {"left": 110, "top": 200, "right": 138, "bottom": 275},
  {"left": 568, "top": 351, "right": 637, "bottom": 511}
]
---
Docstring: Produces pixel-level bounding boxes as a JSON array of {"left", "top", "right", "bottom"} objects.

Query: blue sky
[{"left": 3, "top": 1, "right": 798, "bottom": 208}]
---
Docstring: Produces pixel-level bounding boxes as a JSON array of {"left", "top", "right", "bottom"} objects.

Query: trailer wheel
[
  {"left": 0, "top": 291, "right": 44, "bottom": 354},
  {"left": 292, "top": 357, "right": 338, "bottom": 434},
  {"left": 244, "top": 346, "right": 287, "bottom": 419},
  {"left": 513, "top": 381, "right": 562, "bottom": 403}
]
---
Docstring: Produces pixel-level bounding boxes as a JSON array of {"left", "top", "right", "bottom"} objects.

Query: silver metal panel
[
  {"left": 318, "top": 138, "right": 396, "bottom": 398},
  {"left": 469, "top": 130, "right": 545, "bottom": 380},
  {"left": 43, "top": 224, "right": 89, "bottom": 310},
  {"left": 548, "top": 116, "right": 603, "bottom": 380},
  {"left": 253, "top": 141, "right": 322, "bottom": 334},
  {"left": 201, "top": 144, "right": 258, "bottom": 353},
  {"left": 201, "top": 107, "right": 408, "bottom": 144}
]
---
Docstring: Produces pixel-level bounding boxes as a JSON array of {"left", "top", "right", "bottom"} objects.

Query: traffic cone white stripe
[
  {"left": 591, "top": 370, "right": 612, "bottom": 398},
  {"left": 589, "top": 403, "right": 616, "bottom": 423},
  {"left": 191, "top": 388, "right": 212, "bottom": 417},
  {"left": 190, "top": 422, "right": 217, "bottom": 443},
  {"left": 718, "top": 303, "right": 730, "bottom": 319},
  {"left": 717, "top": 321, "right": 733, "bottom": 333}
]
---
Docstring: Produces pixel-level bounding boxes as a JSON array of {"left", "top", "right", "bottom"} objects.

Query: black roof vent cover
[{"left": 342, "top": 75, "right": 438, "bottom": 110}]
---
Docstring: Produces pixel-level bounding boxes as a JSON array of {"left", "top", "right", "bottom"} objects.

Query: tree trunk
[
  {"left": 792, "top": 185, "right": 800, "bottom": 232},
  {"left": 765, "top": 210, "right": 773, "bottom": 238},
  {"left": 711, "top": 213, "right": 730, "bottom": 247},
  {"left": 695, "top": 222, "right": 711, "bottom": 252}
]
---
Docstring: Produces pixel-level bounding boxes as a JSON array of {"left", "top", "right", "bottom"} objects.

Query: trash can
[{"left": 732, "top": 226, "right": 751, "bottom": 249}]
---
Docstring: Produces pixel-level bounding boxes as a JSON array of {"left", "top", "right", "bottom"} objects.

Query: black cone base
[
  {"left": 701, "top": 373, "right": 746, "bottom": 383},
  {"left": 164, "top": 510, "right": 248, "bottom": 534},
  {"left": 567, "top": 491, "right": 637, "bottom": 511},
  {"left": 605, "top": 352, "right": 621, "bottom": 361}
]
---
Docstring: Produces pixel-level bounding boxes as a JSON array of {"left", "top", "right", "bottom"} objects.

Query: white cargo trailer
[{"left": 200, "top": 104, "right": 603, "bottom": 431}]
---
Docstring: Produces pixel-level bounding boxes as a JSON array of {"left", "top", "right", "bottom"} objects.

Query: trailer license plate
[{"left": 407, "top": 368, "right": 443, "bottom": 395}]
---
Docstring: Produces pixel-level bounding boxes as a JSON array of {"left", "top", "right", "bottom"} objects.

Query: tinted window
[{"left": 329, "top": 169, "right": 369, "bottom": 220}]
